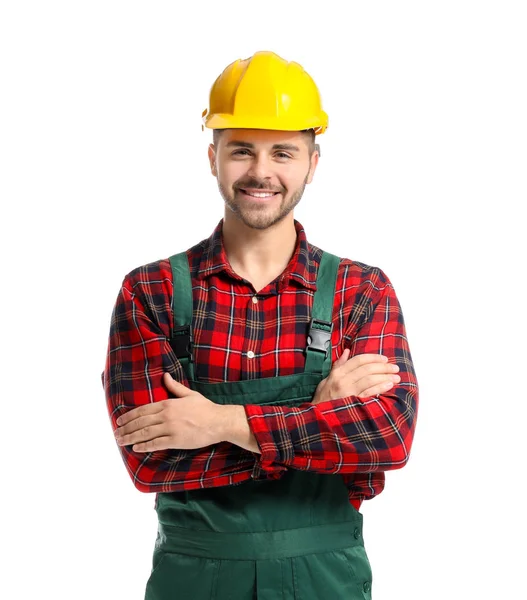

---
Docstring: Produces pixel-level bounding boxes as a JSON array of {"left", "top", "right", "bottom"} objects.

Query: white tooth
[{"left": 248, "top": 192, "right": 274, "bottom": 198}]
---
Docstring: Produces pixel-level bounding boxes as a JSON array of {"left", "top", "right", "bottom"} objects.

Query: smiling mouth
[{"left": 238, "top": 189, "right": 280, "bottom": 199}]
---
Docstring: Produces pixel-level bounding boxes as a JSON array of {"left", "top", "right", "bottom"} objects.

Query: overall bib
[{"left": 144, "top": 251, "right": 373, "bottom": 600}]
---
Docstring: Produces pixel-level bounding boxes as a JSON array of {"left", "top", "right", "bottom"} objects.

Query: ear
[
  {"left": 208, "top": 144, "right": 217, "bottom": 177},
  {"left": 306, "top": 149, "right": 320, "bottom": 184}
]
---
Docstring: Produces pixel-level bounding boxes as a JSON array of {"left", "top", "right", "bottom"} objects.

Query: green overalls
[{"left": 144, "top": 250, "right": 373, "bottom": 600}]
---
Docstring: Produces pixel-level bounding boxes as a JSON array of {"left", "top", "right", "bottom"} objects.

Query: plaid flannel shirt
[{"left": 102, "top": 218, "right": 419, "bottom": 510}]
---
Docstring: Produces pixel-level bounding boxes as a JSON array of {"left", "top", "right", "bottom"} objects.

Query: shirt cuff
[{"left": 245, "top": 404, "right": 293, "bottom": 477}]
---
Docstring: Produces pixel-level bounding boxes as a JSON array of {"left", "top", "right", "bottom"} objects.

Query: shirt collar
[{"left": 196, "top": 218, "right": 318, "bottom": 291}]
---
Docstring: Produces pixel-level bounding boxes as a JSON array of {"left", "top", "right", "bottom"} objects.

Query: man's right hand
[{"left": 312, "top": 350, "right": 401, "bottom": 405}]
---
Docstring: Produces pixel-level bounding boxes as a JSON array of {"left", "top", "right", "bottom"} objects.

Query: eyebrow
[{"left": 225, "top": 141, "right": 301, "bottom": 152}]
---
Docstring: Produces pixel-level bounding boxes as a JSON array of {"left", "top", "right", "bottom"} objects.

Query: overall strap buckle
[
  {"left": 170, "top": 325, "right": 194, "bottom": 362},
  {"left": 305, "top": 318, "right": 333, "bottom": 358}
]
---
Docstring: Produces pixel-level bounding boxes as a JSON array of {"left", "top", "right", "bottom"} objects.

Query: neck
[{"left": 221, "top": 212, "right": 298, "bottom": 282}]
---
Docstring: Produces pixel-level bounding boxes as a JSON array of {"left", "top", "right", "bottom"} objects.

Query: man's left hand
[{"left": 114, "top": 373, "right": 223, "bottom": 452}]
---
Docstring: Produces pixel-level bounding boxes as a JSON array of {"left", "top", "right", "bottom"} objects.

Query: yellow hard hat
[{"left": 202, "top": 51, "right": 328, "bottom": 135}]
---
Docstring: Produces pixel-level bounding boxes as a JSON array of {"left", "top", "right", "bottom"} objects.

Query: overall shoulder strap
[
  {"left": 168, "top": 252, "right": 195, "bottom": 381},
  {"left": 304, "top": 250, "right": 341, "bottom": 376}
]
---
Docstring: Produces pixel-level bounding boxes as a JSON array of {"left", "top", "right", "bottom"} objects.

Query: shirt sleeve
[
  {"left": 103, "top": 272, "right": 259, "bottom": 492},
  {"left": 245, "top": 267, "right": 419, "bottom": 477}
]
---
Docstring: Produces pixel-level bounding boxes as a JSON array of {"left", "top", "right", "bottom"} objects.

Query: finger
[
  {"left": 163, "top": 373, "right": 192, "bottom": 394},
  {"left": 116, "top": 401, "right": 165, "bottom": 427},
  {"left": 358, "top": 362, "right": 399, "bottom": 381},
  {"left": 354, "top": 373, "right": 401, "bottom": 393},
  {"left": 333, "top": 348, "right": 350, "bottom": 367},
  {"left": 340, "top": 348, "right": 350, "bottom": 360},
  {"left": 340, "top": 357, "right": 399, "bottom": 381},
  {"left": 116, "top": 422, "right": 168, "bottom": 448},
  {"left": 340, "top": 353, "right": 389, "bottom": 374},
  {"left": 131, "top": 436, "right": 174, "bottom": 453},
  {"left": 115, "top": 412, "right": 165, "bottom": 437},
  {"left": 355, "top": 373, "right": 401, "bottom": 392},
  {"left": 358, "top": 380, "right": 396, "bottom": 398}
]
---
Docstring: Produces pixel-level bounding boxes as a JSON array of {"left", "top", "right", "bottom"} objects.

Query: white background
[{"left": 1, "top": 1, "right": 526, "bottom": 598}]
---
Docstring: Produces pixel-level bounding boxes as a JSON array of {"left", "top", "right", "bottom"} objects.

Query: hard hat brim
[{"left": 203, "top": 112, "right": 328, "bottom": 135}]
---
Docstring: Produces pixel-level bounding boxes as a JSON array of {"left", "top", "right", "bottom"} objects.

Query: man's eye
[{"left": 231, "top": 150, "right": 291, "bottom": 158}]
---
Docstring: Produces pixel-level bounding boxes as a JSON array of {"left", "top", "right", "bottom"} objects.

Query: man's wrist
[{"left": 215, "top": 405, "right": 261, "bottom": 453}]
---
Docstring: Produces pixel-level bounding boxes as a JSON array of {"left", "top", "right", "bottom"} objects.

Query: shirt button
[
  {"left": 353, "top": 527, "right": 361, "bottom": 539},
  {"left": 252, "top": 296, "right": 258, "bottom": 304},
  {"left": 363, "top": 581, "right": 371, "bottom": 593},
  {"left": 247, "top": 350, "right": 255, "bottom": 359}
]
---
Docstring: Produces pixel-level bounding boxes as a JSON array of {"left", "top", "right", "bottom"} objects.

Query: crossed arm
[{"left": 102, "top": 269, "right": 418, "bottom": 492}]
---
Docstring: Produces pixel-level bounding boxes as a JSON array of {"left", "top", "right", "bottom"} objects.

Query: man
[{"left": 102, "top": 50, "right": 419, "bottom": 600}]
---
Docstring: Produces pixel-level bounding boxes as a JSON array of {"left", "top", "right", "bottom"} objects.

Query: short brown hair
[{"left": 212, "top": 128, "right": 318, "bottom": 156}]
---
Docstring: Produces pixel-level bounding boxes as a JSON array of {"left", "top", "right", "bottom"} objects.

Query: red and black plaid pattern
[{"left": 102, "top": 218, "right": 418, "bottom": 509}]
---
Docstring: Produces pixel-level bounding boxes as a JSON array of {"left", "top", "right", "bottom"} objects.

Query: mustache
[{"left": 234, "top": 179, "right": 284, "bottom": 193}]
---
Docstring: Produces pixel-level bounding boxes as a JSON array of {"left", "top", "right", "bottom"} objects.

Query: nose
[{"left": 246, "top": 153, "right": 273, "bottom": 180}]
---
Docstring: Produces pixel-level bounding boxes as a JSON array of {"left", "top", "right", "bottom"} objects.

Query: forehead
[{"left": 219, "top": 128, "right": 307, "bottom": 150}]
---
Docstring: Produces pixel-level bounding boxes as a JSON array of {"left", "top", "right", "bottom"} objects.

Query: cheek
[
  {"left": 218, "top": 162, "right": 245, "bottom": 187},
  {"left": 281, "top": 175, "right": 304, "bottom": 193},
  {"left": 279, "top": 165, "right": 309, "bottom": 191}
]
